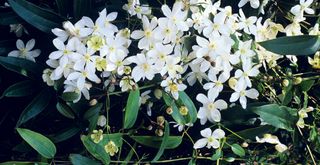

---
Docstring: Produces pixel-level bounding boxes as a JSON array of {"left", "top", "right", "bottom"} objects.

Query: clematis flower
[
  {"left": 131, "top": 16, "right": 158, "bottom": 50},
  {"left": 234, "top": 59, "right": 260, "bottom": 88},
  {"left": 196, "top": 93, "right": 228, "bottom": 124},
  {"left": 127, "top": 53, "right": 157, "bottom": 82},
  {"left": 160, "top": 2, "right": 188, "bottom": 32},
  {"left": 238, "top": 9, "right": 257, "bottom": 35},
  {"left": 8, "top": 39, "right": 41, "bottom": 62},
  {"left": 194, "top": 128, "right": 225, "bottom": 149},
  {"left": 230, "top": 80, "right": 259, "bottom": 109},
  {"left": 203, "top": 71, "right": 229, "bottom": 99},
  {"left": 290, "top": 0, "right": 314, "bottom": 21},
  {"left": 161, "top": 78, "right": 186, "bottom": 100}
]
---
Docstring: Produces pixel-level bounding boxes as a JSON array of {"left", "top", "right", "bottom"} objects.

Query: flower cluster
[{"left": 41, "top": 0, "right": 318, "bottom": 152}]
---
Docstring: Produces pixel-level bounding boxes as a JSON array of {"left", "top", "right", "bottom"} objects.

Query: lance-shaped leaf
[
  {"left": 152, "top": 121, "right": 169, "bottom": 162},
  {"left": 124, "top": 87, "right": 140, "bottom": 129},
  {"left": 69, "top": 154, "right": 100, "bottom": 165},
  {"left": 16, "top": 128, "right": 56, "bottom": 159},
  {"left": 130, "top": 136, "right": 182, "bottom": 149},
  {"left": 1, "top": 80, "right": 37, "bottom": 99},
  {"left": 178, "top": 91, "right": 198, "bottom": 123},
  {"left": 259, "top": 35, "right": 320, "bottom": 55}
]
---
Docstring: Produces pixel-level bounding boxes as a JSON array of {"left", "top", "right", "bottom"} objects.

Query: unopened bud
[
  {"left": 90, "top": 99, "right": 98, "bottom": 106},
  {"left": 166, "top": 107, "right": 173, "bottom": 115},
  {"left": 293, "top": 77, "right": 302, "bottom": 85},
  {"left": 282, "top": 79, "right": 289, "bottom": 87},
  {"left": 241, "top": 142, "right": 249, "bottom": 148},
  {"left": 157, "top": 116, "right": 165, "bottom": 126},
  {"left": 155, "top": 129, "right": 164, "bottom": 136},
  {"left": 154, "top": 89, "right": 163, "bottom": 99},
  {"left": 147, "top": 125, "right": 153, "bottom": 131},
  {"left": 97, "top": 115, "right": 107, "bottom": 127},
  {"left": 228, "top": 77, "right": 238, "bottom": 90}
]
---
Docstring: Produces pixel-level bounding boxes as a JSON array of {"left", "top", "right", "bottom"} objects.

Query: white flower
[
  {"left": 131, "top": 16, "right": 158, "bottom": 50},
  {"left": 105, "top": 50, "right": 129, "bottom": 75},
  {"left": 194, "top": 128, "right": 225, "bottom": 149},
  {"left": 160, "top": 2, "right": 188, "bottom": 32},
  {"left": 67, "top": 64, "right": 101, "bottom": 90},
  {"left": 127, "top": 53, "right": 157, "bottom": 82},
  {"left": 234, "top": 59, "right": 260, "bottom": 88},
  {"left": 194, "top": 34, "right": 227, "bottom": 59},
  {"left": 160, "top": 56, "right": 183, "bottom": 78},
  {"left": 97, "top": 115, "right": 107, "bottom": 127},
  {"left": 230, "top": 80, "right": 259, "bottom": 109},
  {"left": 63, "top": 17, "right": 94, "bottom": 38},
  {"left": 290, "top": 0, "right": 314, "bottom": 20},
  {"left": 64, "top": 80, "right": 92, "bottom": 103},
  {"left": 170, "top": 121, "right": 193, "bottom": 132},
  {"left": 49, "top": 38, "right": 81, "bottom": 66},
  {"left": 154, "top": 18, "right": 178, "bottom": 44},
  {"left": 285, "top": 19, "right": 303, "bottom": 36},
  {"left": 100, "top": 36, "right": 128, "bottom": 57},
  {"left": 161, "top": 78, "right": 186, "bottom": 100},
  {"left": 8, "top": 39, "right": 41, "bottom": 62},
  {"left": 123, "top": 0, "right": 151, "bottom": 18},
  {"left": 256, "top": 134, "right": 288, "bottom": 153},
  {"left": 186, "top": 63, "right": 207, "bottom": 86},
  {"left": 119, "top": 76, "right": 135, "bottom": 92},
  {"left": 235, "top": 40, "right": 256, "bottom": 62},
  {"left": 95, "top": 9, "right": 118, "bottom": 36},
  {"left": 147, "top": 43, "right": 173, "bottom": 68},
  {"left": 196, "top": 93, "right": 228, "bottom": 124},
  {"left": 238, "top": 0, "right": 260, "bottom": 9},
  {"left": 204, "top": 71, "right": 229, "bottom": 99},
  {"left": 238, "top": 9, "right": 257, "bottom": 35},
  {"left": 42, "top": 69, "right": 54, "bottom": 86}
]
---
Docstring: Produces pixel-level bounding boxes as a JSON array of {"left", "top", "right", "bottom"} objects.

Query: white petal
[
  {"left": 193, "top": 138, "right": 208, "bottom": 149},
  {"left": 161, "top": 5, "right": 172, "bottom": 17},
  {"left": 131, "top": 30, "right": 144, "bottom": 39},
  {"left": 238, "top": 0, "right": 249, "bottom": 7},
  {"left": 200, "top": 128, "right": 212, "bottom": 138},
  {"left": 16, "top": 39, "right": 24, "bottom": 50},
  {"left": 212, "top": 129, "right": 225, "bottom": 139},
  {"left": 245, "top": 88, "right": 259, "bottom": 99},
  {"left": 8, "top": 50, "right": 19, "bottom": 57},
  {"left": 53, "top": 38, "right": 65, "bottom": 50},
  {"left": 214, "top": 100, "right": 228, "bottom": 110},
  {"left": 210, "top": 109, "right": 221, "bottom": 122},
  {"left": 25, "top": 39, "right": 35, "bottom": 51},
  {"left": 208, "top": 138, "right": 220, "bottom": 149},
  {"left": 196, "top": 93, "right": 209, "bottom": 104},
  {"left": 230, "top": 92, "right": 240, "bottom": 102},
  {"left": 239, "top": 96, "right": 247, "bottom": 109}
]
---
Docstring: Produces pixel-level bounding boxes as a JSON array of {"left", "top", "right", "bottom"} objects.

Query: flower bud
[
  {"left": 154, "top": 89, "right": 163, "bottom": 99},
  {"left": 155, "top": 129, "right": 164, "bottom": 136},
  {"left": 89, "top": 99, "right": 98, "bottom": 106},
  {"left": 166, "top": 107, "right": 173, "bottom": 115},
  {"left": 228, "top": 77, "right": 238, "bottom": 90},
  {"left": 97, "top": 115, "right": 107, "bottom": 127},
  {"left": 241, "top": 142, "right": 249, "bottom": 148},
  {"left": 293, "top": 77, "right": 302, "bottom": 85},
  {"left": 157, "top": 116, "right": 165, "bottom": 126},
  {"left": 282, "top": 79, "right": 289, "bottom": 87}
]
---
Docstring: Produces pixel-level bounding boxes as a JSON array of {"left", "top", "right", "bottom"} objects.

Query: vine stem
[
  {"left": 297, "top": 126, "right": 317, "bottom": 165},
  {"left": 219, "top": 124, "right": 245, "bottom": 141}
]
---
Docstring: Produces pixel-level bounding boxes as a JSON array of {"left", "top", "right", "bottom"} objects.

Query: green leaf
[
  {"left": 162, "top": 92, "right": 185, "bottom": 124},
  {"left": 16, "top": 89, "right": 52, "bottom": 126},
  {"left": 225, "top": 157, "right": 235, "bottom": 162},
  {"left": 8, "top": 0, "right": 61, "bottom": 33},
  {"left": 50, "top": 127, "right": 80, "bottom": 143},
  {"left": 81, "top": 135, "right": 110, "bottom": 164},
  {"left": 73, "top": 0, "right": 92, "bottom": 20},
  {"left": 211, "top": 149, "right": 222, "bottom": 160},
  {"left": 130, "top": 136, "right": 182, "bottom": 149},
  {"left": 178, "top": 91, "right": 197, "bottom": 123},
  {"left": 69, "top": 154, "right": 100, "bottom": 165},
  {"left": 0, "top": 161, "right": 48, "bottom": 165},
  {"left": 231, "top": 144, "right": 245, "bottom": 157},
  {"left": 1, "top": 80, "right": 36, "bottom": 99},
  {"left": 124, "top": 88, "right": 140, "bottom": 129},
  {"left": 300, "top": 79, "right": 315, "bottom": 92},
  {"left": 16, "top": 128, "right": 56, "bottom": 159},
  {"left": 55, "top": 0, "right": 71, "bottom": 16},
  {"left": 259, "top": 35, "right": 320, "bottom": 55},
  {"left": 152, "top": 121, "right": 169, "bottom": 162},
  {"left": 62, "top": 92, "right": 80, "bottom": 102},
  {"left": 228, "top": 125, "right": 275, "bottom": 140},
  {"left": 249, "top": 104, "right": 297, "bottom": 131},
  {"left": 84, "top": 103, "right": 103, "bottom": 132},
  {"left": 56, "top": 102, "right": 75, "bottom": 119},
  {"left": 0, "top": 56, "right": 44, "bottom": 79}
]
